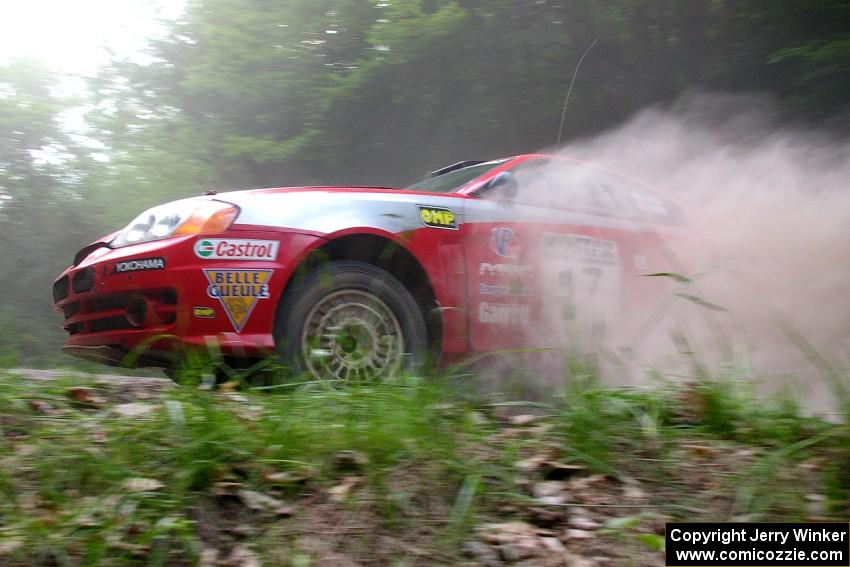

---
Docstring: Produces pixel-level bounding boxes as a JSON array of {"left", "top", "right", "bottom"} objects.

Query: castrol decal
[{"left": 194, "top": 239, "right": 279, "bottom": 260}]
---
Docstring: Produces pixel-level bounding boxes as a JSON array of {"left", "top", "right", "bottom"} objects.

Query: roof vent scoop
[{"left": 429, "top": 160, "right": 486, "bottom": 177}]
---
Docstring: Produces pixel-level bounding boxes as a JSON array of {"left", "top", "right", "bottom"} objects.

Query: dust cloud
[{"left": 520, "top": 93, "right": 850, "bottom": 408}]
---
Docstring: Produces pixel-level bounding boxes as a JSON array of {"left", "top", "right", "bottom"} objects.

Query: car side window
[{"left": 506, "top": 159, "right": 626, "bottom": 217}]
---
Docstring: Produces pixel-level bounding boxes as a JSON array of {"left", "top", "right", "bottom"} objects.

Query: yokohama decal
[
  {"left": 203, "top": 269, "right": 272, "bottom": 332},
  {"left": 112, "top": 257, "right": 166, "bottom": 274}
]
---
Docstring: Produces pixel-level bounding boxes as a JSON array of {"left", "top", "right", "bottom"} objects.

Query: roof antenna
[{"left": 556, "top": 39, "right": 597, "bottom": 147}]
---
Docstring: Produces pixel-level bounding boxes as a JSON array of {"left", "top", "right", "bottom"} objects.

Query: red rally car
[{"left": 53, "top": 154, "right": 677, "bottom": 380}]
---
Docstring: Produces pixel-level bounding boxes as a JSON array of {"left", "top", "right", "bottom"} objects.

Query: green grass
[{"left": 0, "top": 357, "right": 848, "bottom": 565}]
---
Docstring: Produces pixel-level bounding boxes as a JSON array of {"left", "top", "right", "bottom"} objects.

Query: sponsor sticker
[
  {"left": 112, "top": 257, "right": 166, "bottom": 274},
  {"left": 418, "top": 206, "right": 458, "bottom": 230},
  {"left": 540, "top": 232, "right": 620, "bottom": 328},
  {"left": 192, "top": 306, "right": 215, "bottom": 319},
  {"left": 478, "top": 302, "right": 530, "bottom": 325},
  {"left": 479, "top": 283, "right": 533, "bottom": 297},
  {"left": 203, "top": 269, "right": 272, "bottom": 332},
  {"left": 542, "top": 233, "right": 617, "bottom": 264},
  {"left": 489, "top": 227, "right": 520, "bottom": 258},
  {"left": 194, "top": 239, "right": 279, "bottom": 260},
  {"left": 479, "top": 262, "right": 532, "bottom": 276}
]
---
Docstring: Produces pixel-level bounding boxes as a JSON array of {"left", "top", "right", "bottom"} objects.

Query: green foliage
[
  {"left": 0, "top": 371, "right": 489, "bottom": 563},
  {"left": 1, "top": 358, "right": 848, "bottom": 563},
  {"left": 0, "top": 61, "right": 105, "bottom": 364}
]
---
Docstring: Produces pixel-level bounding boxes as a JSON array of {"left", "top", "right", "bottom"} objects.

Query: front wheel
[{"left": 275, "top": 261, "right": 428, "bottom": 382}]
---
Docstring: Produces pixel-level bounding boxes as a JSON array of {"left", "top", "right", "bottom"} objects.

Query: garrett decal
[
  {"left": 192, "top": 306, "right": 215, "bottom": 319},
  {"left": 478, "top": 302, "right": 531, "bottom": 324},
  {"left": 489, "top": 227, "right": 520, "bottom": 258},
  {"left": 418, "top": 206, "right": 457, "bottom": 230},
  {"left": 112, "top": 257, "right": 166, "bottom": 274},
  {"left": 194, "top": 239, "right": 279, "bottom": 260},
  {"left": 203, "top": 269, "right": 272, "bottom": 332}
]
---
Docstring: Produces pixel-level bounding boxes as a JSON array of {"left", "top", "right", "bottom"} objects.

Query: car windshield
[{"left": 406, "top": 161, "right": 504, "bottom": 193}]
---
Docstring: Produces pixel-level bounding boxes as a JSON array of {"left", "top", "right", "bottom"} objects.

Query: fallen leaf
[
  {"left": 564, "top": 528, "right": 594, "bottom": 540},
  {"left": 237, "top": 489, "right": 283, "bottom": 511},
  {"left": 533, "top": 481, "right": 565, "bottom": 499},
  {"left": 536, "top": 495, "right": 568, "bottom": 506},
  {"left": 66, "top": 387, "right": 106, "bottom": 407},
  {"left": 468, "top": 411, "right": 489, "bottom": 425},
  {"left": 264, "top": 467, "right": 315, "bottom": 485},
  {"left": 528, "top": 507, "right": 562, "bottom": 526},
  {"left": 328, "top": 476, "right": 361, "bottom": 502},
  {"left": 226, "top": 544, "right": 261, "bottom": 567},
  {"left": 14, "top": 444, "right": 36, "bottom": 457},
  {"left": 123, "top": 477, "right": 164, "bottom": 493},
  {"left": 806, "top": 494, "right": 827, "bottom": 518},
  {"left": 212, "top": 481, "right": 242, "bottom": 497},
  {"left": 604, "top": 516, "right": 641, "bottom": 530},
  {"left": 564, "top": 552, "right": 598, "bottom": 567},
  {"left": 515, "top": 454, "right": 548, "bottom": 471},
  {"left": 683, "top": 444, "right": 717, "bottom": 458},
  {"left": 622, "top": 483, "right": 647, "bottom": 500},
  {"left": 229, "top": 524, "right": 257, "bottom": 538},
  {"left": 199, "top": 548, "right": 219, "bottom": 567},
  {"left": 462, "top": 541, "right": 501, "bottom": 566},
  {"left": 498, "top": 538, "right": 539, "bottom": 562},
  {"left": 568, "top": 515, "right": 601, "bottom": 530},
  {"left": 113, "top": 403, "right": 157, "bottom": 417},
  {"left": 478, "top": 521, "right": 537, "bottom": 544},
  {"left": 0, "top": 537, "right": 23, "bottom": 555},
  {"left": 540, "top": 536, "right": 566, "bottom": 553},
  {"left": 275, "top": 505, "right": 295, "bottom": 517},
  {"left": 27, "top": 399, "right": 54, "bottom": 414},
  {"left": 509, "top": 414, "right": 537, "bottom": 426}
]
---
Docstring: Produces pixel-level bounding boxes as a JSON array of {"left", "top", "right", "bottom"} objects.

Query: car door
[{"left": 461, "top": 158, "right": 668, "bottom": 352}]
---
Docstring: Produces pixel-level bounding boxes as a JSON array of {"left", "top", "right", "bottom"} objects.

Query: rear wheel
[{"left": 275, "top": 261, "right": 427, "bottom": 382}]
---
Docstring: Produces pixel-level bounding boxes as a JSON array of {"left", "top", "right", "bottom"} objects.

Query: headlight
[{"left": 112, "top": 199, "right": 239, "bottom": 247}]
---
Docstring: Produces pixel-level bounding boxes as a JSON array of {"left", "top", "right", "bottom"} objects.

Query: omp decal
[
  {"left": 112, "top": 257, "right": 166, "bottom": 274},
  {"left": 478, "top": 302, "right": 530, "bottom": 324},
  {"left": 541, "top": 233, "right": 617, "bottom": 264},
  {"left": 194, "top": 239, "right": 279, "bottom": 260},
  {"left": 203, "top": 269, "right": 272, "bottom": 332},
  {"left": 418, "top": 206, "right": 457, "bottom": 230},
  {"left": 479, "top": 283, "right": 533, "bottom": 297},
  {"left": 192, "top": 306, "right": 215, "bottom": 319},
  {"left": 489, "top": 227, "right": 520, "bottom": 258},
  {"left": 479, "top": 262, "right": 532, "bottom": 276}
]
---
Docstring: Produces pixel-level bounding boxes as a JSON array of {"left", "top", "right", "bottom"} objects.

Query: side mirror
[{"left": 478, "top": 171, "right": 518, "bottom": 200}]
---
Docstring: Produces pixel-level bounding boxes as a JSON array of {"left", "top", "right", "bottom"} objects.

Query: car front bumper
[{"left": 52, "top": 229, "right": 323, "bottom": 367}]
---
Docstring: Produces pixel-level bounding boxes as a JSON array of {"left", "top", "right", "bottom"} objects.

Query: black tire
[{"left": 274, "top": 260, "right": 428, "bottom": 381}]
